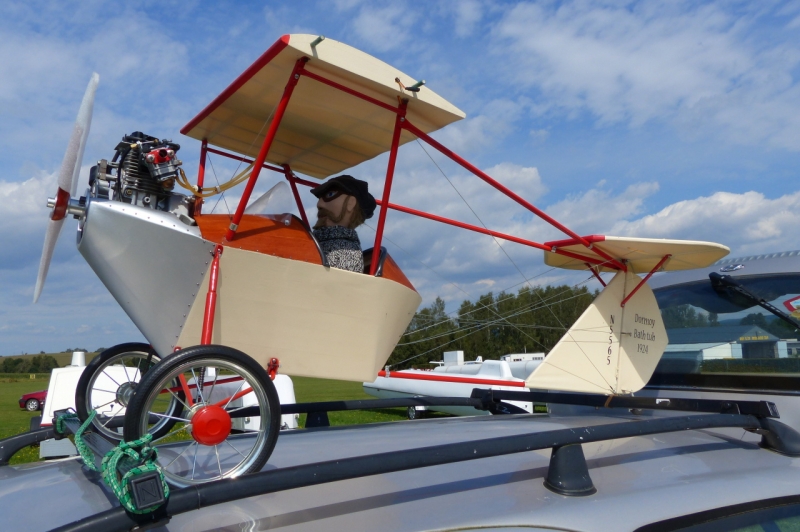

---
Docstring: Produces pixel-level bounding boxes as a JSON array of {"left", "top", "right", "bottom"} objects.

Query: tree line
[
  {"left": 1, "top": 355, "right": 60, "bottom": 374},
  {"left": 386, "top": 284, "right": 597, "bottom": 369}
]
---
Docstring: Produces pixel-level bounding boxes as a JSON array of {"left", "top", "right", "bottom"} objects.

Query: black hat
[{"left": 311, "top": 175, "right": 376, "bottom": 219}]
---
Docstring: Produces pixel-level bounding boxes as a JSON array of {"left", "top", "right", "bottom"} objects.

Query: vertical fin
[{"left": 526, "top": 270, "right": 667, "bottom": 395}]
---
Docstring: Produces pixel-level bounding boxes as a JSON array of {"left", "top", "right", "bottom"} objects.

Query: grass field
[
  {"left": 291, "top": 375, "right": 410, "bottom": 427},
  {"left": 0, "top": 372, "right": 418, "bottom": 465},
  {"left": 0, "top": 375, "right": 52, "bottom": 464}
]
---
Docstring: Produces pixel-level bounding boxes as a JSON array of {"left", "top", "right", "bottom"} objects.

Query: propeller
[{"left": 33, "top": 73, "right": 99, "bottom": 303}]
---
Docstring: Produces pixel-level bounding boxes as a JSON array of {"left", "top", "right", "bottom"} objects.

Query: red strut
[{"left": 201, "top": 245, "right": 224, "bottom": 344}]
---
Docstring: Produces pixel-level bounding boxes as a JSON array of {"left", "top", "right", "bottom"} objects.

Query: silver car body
[
  {"left": 2, "top": 404, "right": 800, "bottom": 531},
  {"left": 3, "top": 251, "right": 800, "bottom": 531}
]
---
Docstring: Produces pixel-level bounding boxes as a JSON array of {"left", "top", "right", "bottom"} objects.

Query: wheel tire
[
  {"left": 407, "top": 406, "right": 425, "bottom": 420},
  {"left": 75, "top": 342, "right": 182, "bottom": 441},
  {"left": 25, "top": 399, "right": 40, "bottom": 412},
  {"left": 123, "top": 345, "right": 281, "bottom": 487}
]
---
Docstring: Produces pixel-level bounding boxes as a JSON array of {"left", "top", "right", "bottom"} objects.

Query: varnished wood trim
[{"left": 196, "top": 214, "right": 323, "bottom": 265}]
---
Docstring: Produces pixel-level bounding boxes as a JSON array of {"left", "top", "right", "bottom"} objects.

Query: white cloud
[
  {"left": 389, "top": 184, "right": 800, "bottom": 314},
  {"left": 452, "top": 0, "right": 483, "bottom": 37},
  {"left": 391, "top": 161, "right": 546, "bottom": 220},
  {"left": 496, "top": 2, "right": 746, "bottom": 123},
  {"left": 350, "top": 5, "right": 418, "bottom": 52},
  {"left": 547, "top": 182, "right": 660, "bottom": 236},
  {"left": 0, "top": 11, "right": 189, "bottom": 107},
  {"left": 333, "top": 0, "right": 367, "bottom": 10},
  {"left": 529, "top": 129, "right": 549, "bottom": 143},
  {"left": 493, "top": 1, "right": 800, "bottom": 149},
  {"left": 0, "top": 171, "right": 58, "bottom": 269},
  {"left": 610, "top": 190, "right": 800, "bottom": 255},
  {"left": 0, "top": 172, "right": 55, "bottom": 223},
  {"left": 435, "top": 98, "right": 526, "bottom": 154}
]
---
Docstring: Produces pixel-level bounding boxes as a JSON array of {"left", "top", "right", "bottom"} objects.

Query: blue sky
[{"left": 2, "top": 0, "right": 800, "bottom": 355}]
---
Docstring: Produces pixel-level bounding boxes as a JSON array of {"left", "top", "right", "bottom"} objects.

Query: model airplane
[{"left": 32, "top": 34, "right": 729, "bottom": 489}]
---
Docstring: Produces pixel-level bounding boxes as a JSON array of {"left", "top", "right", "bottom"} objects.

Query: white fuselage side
[{"left": 363, "top": 359, "right": 543, "bottom": 416}]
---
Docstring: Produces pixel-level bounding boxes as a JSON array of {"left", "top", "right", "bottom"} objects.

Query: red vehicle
[{"left": 18, "top": 390, "right": 46, "bottom": 412}]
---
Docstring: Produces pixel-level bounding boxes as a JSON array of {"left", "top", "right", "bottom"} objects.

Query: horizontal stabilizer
[
  {"left": 526, "top": 270, "right": 668, "bottom": 395},
  {"left": 544, "top": 235, "right": 729, "bottom": 273}
]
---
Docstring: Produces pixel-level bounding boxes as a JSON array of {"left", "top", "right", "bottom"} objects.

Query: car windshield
[{"left": 650, "top": 272, "right": 800, "bottom": 386}]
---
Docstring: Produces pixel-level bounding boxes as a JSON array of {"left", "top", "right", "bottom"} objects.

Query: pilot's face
[{"left": 314, "top": 188, "right": 352, "bottom": 228}]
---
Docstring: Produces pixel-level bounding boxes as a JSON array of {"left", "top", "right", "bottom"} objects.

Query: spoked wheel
[
  {"left": 123, "top": 345, "right": 280, "bottom": 488},
  {"left": 75, "top": 342, "right": 183, "bottom": 441}
]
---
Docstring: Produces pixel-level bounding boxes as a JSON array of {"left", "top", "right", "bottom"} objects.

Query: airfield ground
[{"left": 0, "top": 371, "right": 411, "bottom": 465}]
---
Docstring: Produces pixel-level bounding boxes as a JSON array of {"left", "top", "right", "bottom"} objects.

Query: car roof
[
  {"left": 649, "top": 249, "right": 800, "bottom": 289},
  {"left": 5, "top": 410, "right": 800, "bottom": 531}
]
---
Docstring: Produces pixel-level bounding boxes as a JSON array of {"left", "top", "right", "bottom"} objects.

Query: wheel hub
[
  {"left": 116, "top": 381, "right": 136, "bottom": 406},
  {"left": 189, "top": 405, "right": 232, "bottom": 446}
]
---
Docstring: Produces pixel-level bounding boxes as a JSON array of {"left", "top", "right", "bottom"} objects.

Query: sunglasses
[{"left": 319, "top": 188, "right": 345, "bottom": 202}]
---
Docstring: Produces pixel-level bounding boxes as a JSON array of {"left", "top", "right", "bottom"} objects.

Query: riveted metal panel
[{"left": 77, "top": 200, "right": 215, "bottom": 355}]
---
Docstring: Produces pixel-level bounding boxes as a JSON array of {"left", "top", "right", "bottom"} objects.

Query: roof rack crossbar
[
  {"left": 221, "top": 390, "right": 779, "bottom": 424},
  {"left": 229, "top": 396, "right": 526, "bottom": 420},
  {"left": 0, "top": 426, "right": 55, "bottom": 466},
  {"left": 475, "top": 389, "right": 780, "bottom": 419},
  {"left": 18, "top": 391, "right": 778, "bottom": 474},
  {"left": 0, "top": 397, "right": 530, "bottom": 467},
  {"left": 54, "top": 413, "right": 786, "bottom": 532},
  {"left": 0, "top": 397, "right": 526, "bottom": 470}
]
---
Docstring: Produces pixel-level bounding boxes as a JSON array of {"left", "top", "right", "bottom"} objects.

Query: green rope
[
  {"left": 53, "top": 410, "right": 74, "bottom": 436},
  {"left": 74, "top": 411, "right": 101, "bottom": 472},
  {"left": 55, "top": 410, "right": 169, "bottom": 514},
  {"left": 54, "top": 410, "right": 169, "bottom": 513},
  {"left": 101, "top": 434, "right": 170, "bottom": 514},
  {"left": 54, "top": 410, "right": 100, "bottom": 472}
]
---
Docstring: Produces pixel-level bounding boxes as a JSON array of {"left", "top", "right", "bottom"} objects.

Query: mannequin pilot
[{"left": 310, "top": 175, "right": 376, "bottom": 272}]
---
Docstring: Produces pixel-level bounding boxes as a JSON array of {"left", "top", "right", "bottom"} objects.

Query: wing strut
[
  {"left": 620, "top": 254, "right": 671, "bottom": 307},
  {"left": 585, "top": 263, "right": 607, "bottom": 287}
]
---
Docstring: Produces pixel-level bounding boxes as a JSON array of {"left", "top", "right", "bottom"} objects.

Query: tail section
[{"left": 525, "top": 270, "right": 667, "bottom": 395}]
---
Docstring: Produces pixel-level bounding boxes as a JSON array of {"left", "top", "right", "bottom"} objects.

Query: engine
[{"left": 89, "top": 132, "right": 195, "bottom": 223}]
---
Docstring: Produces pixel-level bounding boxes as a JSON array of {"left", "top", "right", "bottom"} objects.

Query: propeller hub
[
  {"left": 48, "top": 193, "right": 88, "bottom": 221},
  {"left": 48, "top": 188, "right": 71, "bottom": 221}
]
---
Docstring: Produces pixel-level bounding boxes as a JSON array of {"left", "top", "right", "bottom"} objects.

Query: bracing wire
[
  {"left": 224, "top": 103, "right": 278, "bottom": 196},
  {"left": 362, "top": 221, "right": 557, "bottom": 352},
  {"left": 402, "top": 278, "right": 591, "bottom": 339},
  {"left": 205, "top": 154, "right": 231, "bottom": 216},
  {"left": 414, "top": 139, "right": 616, "bottom": 391},
  {"left": 413, "top": 140, "right": 544, "bottom": 345},
  {"left": 395, "top": 290, "right": 592, "bottom": 347},
  {"left": 176, "top": 102, "right": 279, "bottom": 208},
  {"left": 390, "top": 273, "right": 597, "bottom": 367}
]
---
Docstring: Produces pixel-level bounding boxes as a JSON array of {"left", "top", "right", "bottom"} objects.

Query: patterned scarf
[{"left": 312, "top": 226, "right": 364, "bottom": 273}]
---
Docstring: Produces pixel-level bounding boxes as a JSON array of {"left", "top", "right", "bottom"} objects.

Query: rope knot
[{"left": 101, "top": 432, "right": 169, "bottom": 514}]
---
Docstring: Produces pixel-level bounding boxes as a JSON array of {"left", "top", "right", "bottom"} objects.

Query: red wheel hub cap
[{"left": 190, "top": 405, "right": 232, "bottom": 446}]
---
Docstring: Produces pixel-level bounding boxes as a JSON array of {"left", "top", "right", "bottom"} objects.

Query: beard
[{"left": 313, "top": 204, "right": 347, "bottom": 229}]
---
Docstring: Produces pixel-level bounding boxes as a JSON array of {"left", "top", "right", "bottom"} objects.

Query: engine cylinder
[{"left": 121, "top": 148, "right": 163, "bottom": 197}]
